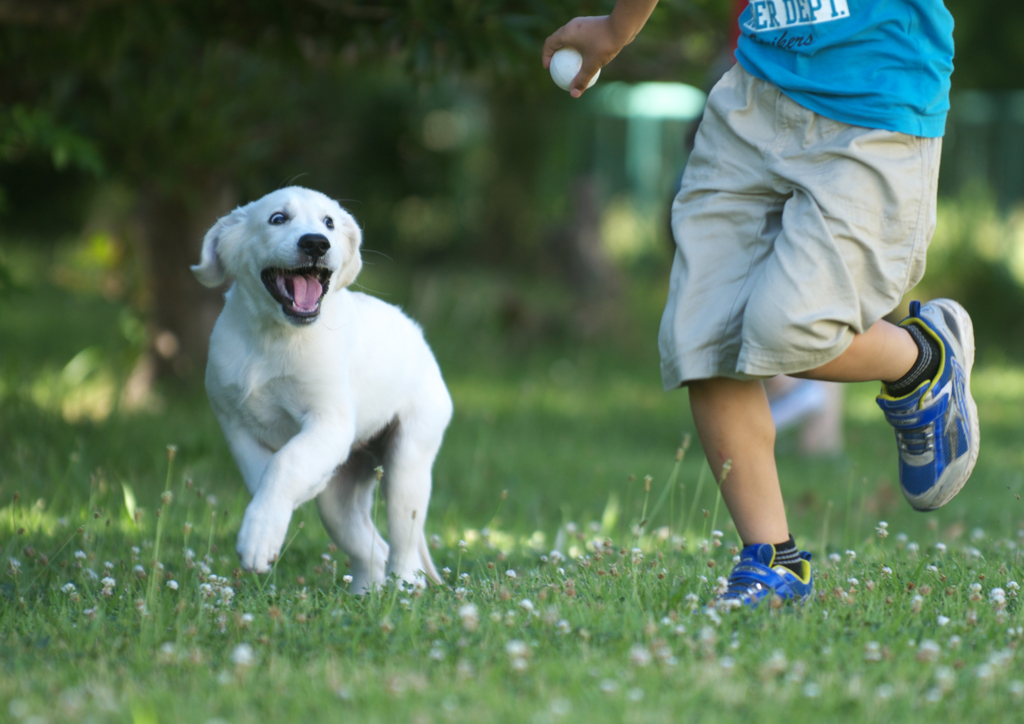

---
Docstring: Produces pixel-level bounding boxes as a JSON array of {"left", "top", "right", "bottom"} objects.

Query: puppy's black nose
[{"left": 298, "top": 233, "right": 331, "bottom": 261}]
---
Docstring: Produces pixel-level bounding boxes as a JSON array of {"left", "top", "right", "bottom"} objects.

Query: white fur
[{"left": 193, "top": 186, "right": 452, "bottom": 592}]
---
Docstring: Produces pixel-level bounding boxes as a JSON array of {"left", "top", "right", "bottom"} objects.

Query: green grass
[{"left": 3, "top": 252, "right": 1024, "bottom": 723}]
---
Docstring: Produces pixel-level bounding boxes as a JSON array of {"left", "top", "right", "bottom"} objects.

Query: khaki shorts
[{"left": 659, "top": 64, "right": 942, "bottom": 389}]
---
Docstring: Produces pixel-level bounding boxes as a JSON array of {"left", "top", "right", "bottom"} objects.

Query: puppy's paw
[{"left": 236, "top": 498, "right": 293, "bottom": 573}]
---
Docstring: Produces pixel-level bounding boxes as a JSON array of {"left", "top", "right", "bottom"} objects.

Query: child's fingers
[
  {"left": 541, "top": 26, "right": 570, "bottom": 68},
  {"left": 569, "top": 67, "right": 599, "bottom": 98}
]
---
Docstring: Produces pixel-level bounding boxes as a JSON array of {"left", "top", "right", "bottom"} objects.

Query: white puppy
[{"left": 192, "top": 186, "right": 452, "bottom": 592}]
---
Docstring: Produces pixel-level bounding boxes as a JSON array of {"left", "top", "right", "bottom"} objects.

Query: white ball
[{"left": 549, "top": 47, "right": 600, "bottom": 92}]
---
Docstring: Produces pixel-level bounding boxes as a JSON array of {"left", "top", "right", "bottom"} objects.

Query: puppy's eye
[
  {"left": 269, "top": 212, "right": 288, "bottom": 225},
  {"left": 324, "top": 216, "right": 334, "bottom": 230}
]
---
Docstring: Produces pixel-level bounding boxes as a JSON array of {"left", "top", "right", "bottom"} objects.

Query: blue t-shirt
[{"left": 735, "top": 0, "right": 954, "bottom": 137}]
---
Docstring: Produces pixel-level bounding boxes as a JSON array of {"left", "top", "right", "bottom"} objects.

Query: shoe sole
[{"left": 904, "top": 299, "right": 980, "bottom": 511}]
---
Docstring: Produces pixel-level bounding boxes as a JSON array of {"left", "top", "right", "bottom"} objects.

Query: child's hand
[
  {"left": 542, "top": 16, "right": 624, "bottom": 98},
  {"left": 542, "top": 1, "right": 659, "bottom": 98}
]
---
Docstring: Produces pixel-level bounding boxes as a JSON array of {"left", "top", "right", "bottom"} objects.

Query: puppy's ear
[
  {"left": 333, "top": 213, "right": 363, "bottom": 289},
  {"left": 192, "top": 209, "right": 244, "bottom": 288}
]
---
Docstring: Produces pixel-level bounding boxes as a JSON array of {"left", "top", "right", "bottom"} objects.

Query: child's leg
[
  {"left": 690, "top": 321, "right": 918, "bottom": 547},
  {"left": 689, "top": 378, "right": 789, "bottom": 546},
  {"left": 793, "top": 319, "right": 917, "bottom": 383}
]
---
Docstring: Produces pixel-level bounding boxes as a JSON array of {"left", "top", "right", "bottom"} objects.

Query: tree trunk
[{"left": 136, "top": 183, "right": 235, "bottom": 380}]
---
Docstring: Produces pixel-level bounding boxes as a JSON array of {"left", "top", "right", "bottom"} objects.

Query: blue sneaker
[
  {"left": 717, "top": 544, "right": 813, "bottom": 608},
  {"left": 876, "top": 299, "right": 980, "bottom": 511}
]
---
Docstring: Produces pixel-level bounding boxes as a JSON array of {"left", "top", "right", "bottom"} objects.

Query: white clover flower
[
  {"left": 519, "top": 599, "right": 534, "bottom": 613},
  {"left": 845, "top": 550, "right": 857, "bottom": 560},
  {"left": 876, "top": 521, "right": 889, "bottom": 537},
  {"left": 505, "top": 640, "right": 529, "bottom": 659},
  {"left": 441, "top": 567, "right": 451, "bottom": 577},
  {"left": 74, "top": 550, "right": 86, "bottom": 560},
  {"left": 991, "top": 588, "right": 1007, "bottom": 606},
  {"left": 166, "top": 580, "right": 179, "bottom": 591},
  {"left": 935, "top": 666, "right": 956, "bottom": 692},
  {"left": 458, "top": 604, "right": 480, "bottom": 632},
  {"left": 230, "top": 643, "right": 255, "bottom": 668},
  {"left": 881, "top": 566, "right": 893, "bottom": 578},
  {"left": 599, "top": 679, "right": 618, "bottom": 694},
  {"left": 1009, "top": 581, "right": 1020, "bottom": 591},
  {"left": 504, "top": 569, "right": 517, "bottom": 579},
  {"left": 864, "top": 642, "right": 882, "bottom": 662},
  {"left": 910, "top": 594, "right": 924, "bottom": 613},
  {"left": 84, "top": 568, "right": 99, "bottom": 581},
  {"left": 917, "top": 640, "right": 941, "bottom": 663},
  {"left": 937, "top": 615, "right": 950, "bottom": 627},
  {"left": 935, "top": 542, "right": 947, "bottom": 553},
  {"left": 907, "top": 542, "right": 920, "bottom": 554},
  {"left": 712, "top": 530, "right": 723, "bottom": 539},
  {"left": 556, "top": 619, "right": 571, "bottom": 635},
  {"left": 976, "top": 663, "right": 996, "bottom": 683},
  {"left": 629, "top": 644, "right": 653, "bottom": 668},
  {"left": 457, "top": 540, "right": 468, "bottom": 552},
  {"left": 926, "top": 565, "right": 939, "bottom": 573},
  {"left": 61, "top": 582, "right": 77, "bottom": 594},
  {"left": 763, "top": 649, "right": 788, "bottom": 676},
  {"left": 241, "top": 613, "right": 254, "bottom": 626},
  {"left": 970, "top": 582, "right": 983, "bottom": 594},
  {"left": 971, "top": 527, "right": 985, "bottom": 541},
  {"left": 828, "top": 552, "right": 841, "bottom": 564},
  {"left": 847, "top": 577, "right": 860, "bottom": 586},
  {"left": 896, "top": 532, "right": 909, "bottom": 544},
  {"left": 342, "top": 575, "right": 353, "bottom": 584},
  {"left": 948, "top": 635, "right": 962, "bottom": 650}
]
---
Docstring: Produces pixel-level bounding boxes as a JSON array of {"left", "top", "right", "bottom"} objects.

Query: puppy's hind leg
[
  {"left": 315, "top": 450, "right": 389, "bottom": 594},
  {"left": 382, "top": 409, "right": 448, "bottom": 588}
]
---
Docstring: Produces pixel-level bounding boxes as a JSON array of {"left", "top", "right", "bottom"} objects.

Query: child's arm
[{"left": 542, "top": 0, "right": 660, "bottom": 98}]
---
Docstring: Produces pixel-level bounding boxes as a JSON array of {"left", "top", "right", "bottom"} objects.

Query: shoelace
[
  {"left": 897, "top": 424, "right": 935, "bottom": 455},
  {"left": 721, "top": 573, "right": 767, "bottom": 601}
]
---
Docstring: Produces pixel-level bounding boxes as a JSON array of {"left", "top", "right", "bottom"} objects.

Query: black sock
[
  {"left": 885, "top": 323, "right": 941, "bottom": 397},
  {"left": 772, "top": 536, "right": 803, "bottom": 574}
]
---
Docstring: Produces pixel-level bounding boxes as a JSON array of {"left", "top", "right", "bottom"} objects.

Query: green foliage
[
  {"left": 0, "top": 105, "right": 103, "bottom": 176},
  {"left": 908, "top": 186, "right": 1024, "bottom": 362},
  {"left": 945, "top": 0, "right": 1024, "bottom": 89}
]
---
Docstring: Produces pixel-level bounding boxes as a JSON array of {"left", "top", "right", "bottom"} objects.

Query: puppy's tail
[{"left": 419, "top": 531, "right": 443, "bottom": 586}]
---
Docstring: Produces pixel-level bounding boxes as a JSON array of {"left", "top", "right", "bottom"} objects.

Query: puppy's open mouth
[{"left": 261, "top": 266, "right": 332, "bottom": 322}]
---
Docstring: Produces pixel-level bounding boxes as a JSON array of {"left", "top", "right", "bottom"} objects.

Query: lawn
[{"left": 2, "top": 247, "right": 1024, "bottom": 723}]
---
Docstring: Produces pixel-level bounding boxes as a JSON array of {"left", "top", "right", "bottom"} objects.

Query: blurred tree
[{"left": 0, "top": 0, "right": 726, "bottom": 378}]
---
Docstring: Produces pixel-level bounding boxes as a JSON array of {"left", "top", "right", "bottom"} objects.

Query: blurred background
[{"left": 2, "top": 0, "right": 1023, "bottom": 543}]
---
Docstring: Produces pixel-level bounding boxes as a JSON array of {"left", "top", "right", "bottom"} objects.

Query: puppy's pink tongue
[{"left": 291, "top": 274, "right": 322, "bottom": 311}]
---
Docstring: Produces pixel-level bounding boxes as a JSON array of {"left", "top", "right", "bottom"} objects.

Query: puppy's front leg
[
  {"left": 237, "top": 419, "right": 354, "bottom": 573},
  {"left": 216, "top": 415, "right": 274, "bottom": 497}
]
